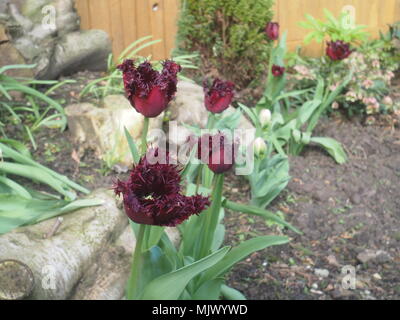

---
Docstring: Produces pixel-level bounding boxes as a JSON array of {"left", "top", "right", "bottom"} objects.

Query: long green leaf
[
  {"left": 0, "top": 142, "right": 89, "bottom": 194},
  {"left": 310, "top": 137, "right": 347, "bottom": 164},
  {"left": 124, "top": 127, "right": 140, "bottom": 164},
  {"left": 201, "top": 236, "right": 289, "bottom": 282},
  {"left": 0, "top": 162, "right": 76, "bottom": 200},
  {"left": 223, "top": 200, "right": 301, "bottom": 234},
  {"left": 0, "top": 195, "right": 102, "bottom": 234},
  {"left": 220, "top": 285, "right": 246, "bottom": 300},
  {"left": 140, "top": 247, "right": 229, "bottom": 300}
]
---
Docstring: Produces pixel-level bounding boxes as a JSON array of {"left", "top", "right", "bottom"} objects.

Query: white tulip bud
[
  {"left": 383, "top": 96, "right": 393, "bottom": 106},
  {"left": 254, "top": 137, "right": 267, "bottom": 158},
  {"left": 259, "top": 109, "right": 272, "bottom": 127}
]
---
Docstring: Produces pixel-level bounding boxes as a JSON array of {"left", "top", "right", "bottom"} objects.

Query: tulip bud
[
  {"left": 117, "top": 59, "right": 181, "bottom": 118},
  {"left": 196, "top": 132, "right": 237, "bottom": 174},
  {"left": 254, "top": 137, "right": 267, "bottom": 158},
  {"left": 331, "top": 102, "right": 339, "bottom": 110},
  {"left": 383, "top": 96, "right": 393, "bottom": 106},
  {"left": 265, "top": 22, "right": 279, "bottom": 41},
  {"left": 203, "top": 78, "right": 235, "bottom": 114},
  {"left": 326, "top": 40, "right": 353, "bottom": 61},
  {"left": 272, "top": 65, "right": 285, "bottom": 77},
  {"left": 259, "top": 109, "right": 271, "bottom": 127}
]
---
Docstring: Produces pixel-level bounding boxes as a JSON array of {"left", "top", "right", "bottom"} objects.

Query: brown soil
[{"left": 224, "top": 118, "right": 400, "bottom": 300}]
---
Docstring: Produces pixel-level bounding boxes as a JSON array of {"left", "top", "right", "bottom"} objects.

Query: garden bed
[
  {"left": 225, "top": 117, "right": 400, "bottom": 300},
  {"left": 5, "top": 71, "right": 399, "bottom": 300}
]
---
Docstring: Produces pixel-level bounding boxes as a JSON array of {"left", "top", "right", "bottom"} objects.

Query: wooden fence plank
[
  {"left": 109, "top": 0, "right": 125, "bottom": 60},
  {"left": 163, "top": 0, "right": 180, "bottom": 58},
  {"left": 148, "top": 0, "right": 167, "bottom": 60},
  {"left": 135, "top": 0, "right": 153, "bottom": 58},
  {"left": 120, "top": 0, "right": 137, "bottom": 59},
  {"left": 75, "top": 0, "right": 400, "bottom": 59},
  {"left": 87, "top": 0, "right": 111, "bottom": 35},
  {"left": 74, "top": 0, "right": 90, "bottom": 30}
]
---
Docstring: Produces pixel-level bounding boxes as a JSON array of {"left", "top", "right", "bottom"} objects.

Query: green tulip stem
[
  {"left": 198, "top": 173, "right": 224, "bottom": 259},
  {"left": 141, "top": 117, "right": 150, "bottom": 154},
  {"left": 195, "top": 164, "right": 203, "bottom": 194},
  {"left": 126, "top": 223, "right": 146, "bottom": 300},
  {"left": 207, "top": 112, "right": 216, "bottom": 130}
]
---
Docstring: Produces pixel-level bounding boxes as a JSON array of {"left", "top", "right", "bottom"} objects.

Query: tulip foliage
[
  {"left": 121, "top": 129, "right": 299, "bottom": 300},
  {"left": 0, "top": 139, "right": 103, "bottom": 234},
  {"left": 116, "top": 60, "right": 300, "bottom": 300},
  {"left": 253, "top": 29, "right": 350, "bottom": 164},
  {"left": 299, "top": 9, "right": 369, "bottom": 45}
]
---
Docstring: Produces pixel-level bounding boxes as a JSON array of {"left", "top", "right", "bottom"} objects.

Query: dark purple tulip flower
[
  {"left": 272, "top": 65, "right": 285, "bottom": 77},
  {"left": 117, "top": 59, "right": 181, "bottom": 118},
  {"left": 203, "top": 78, "right": 235, "bottom": 114},
  {"left": 326, "top": 40, "right": 353, "bottom": 61},
  {"left": 114, "top": 149, "right": 210, "bottom": 226},
  {"left": 196, "top": 132, "right": 237, "bottom": 174}
]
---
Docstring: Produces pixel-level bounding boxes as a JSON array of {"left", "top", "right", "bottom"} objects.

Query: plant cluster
[
  {"left": 110, "top": 17, "right": 356, "bottom": 299},
  {"left": 0, "top": 139, "right": 101, "bottom": 234},
  {"left": 0, "top": 64, "right": 73, "bottom": 148},
  {"left": 116, "top": 58, "right": 300, "bottom": 300},
  {"left": 287, "top": 10, "right": 399, "bottom": 117},
  {"left": 252, "top": 29, "right": 348, "bottom": 162},
  {"left": 0, "top": 64, "right": 103, "bottom": 232}
]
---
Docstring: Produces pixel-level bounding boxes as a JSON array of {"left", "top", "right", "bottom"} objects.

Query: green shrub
[{"left": 176, "top": 0, "right": 275, "bottom": 89}]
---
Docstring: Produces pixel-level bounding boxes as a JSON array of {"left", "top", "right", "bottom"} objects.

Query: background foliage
[{"left": 176, "top": 0, "right": 275, "bottom": 89}]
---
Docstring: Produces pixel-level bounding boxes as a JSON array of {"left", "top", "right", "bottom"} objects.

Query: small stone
[
  {"left": 326, "top": 255, "right": 340, "bottom": 267},
  {"left": 357, "top": 249, "right": 392, "bottom": 264},
  {"left": 356, "top": 279, "right": 368, "bottom": 289},
  {"left": 112, "top": 163, "right": 129, "bottom": 174},
  {"left": 312, "top": 283, "right": 319, "bottom": 289},
  {"left": 325, "top": 284, "right": 334, "bottom": 291},
  {"left": 310, "top": 289, "right": 324, "bottom": 295},
  {"left": 373, "top": 273, "right": 382, "bottom": 280},
  {"left": 314, "top": 190, "right": 330, "bottom": 202},
  {"left": 314, "top": 268, "right": 330, "bottom": 278},
  {"left": 350, "top": 193, "right": 361, "bottom": 205}
]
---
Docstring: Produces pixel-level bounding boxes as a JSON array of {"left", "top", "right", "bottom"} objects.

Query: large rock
[
  {"left": 65, "top": 95, "right": 164, "bottom": 166},
  {"left": 0, "top": 24, "right": 33, "bottom": 78},
  {"left": 168, "top": 81, "right": 209, "bottom": 128},
  {"left": 2, "top": 0, "right": 111, "bottom": 79},
  {"left": 44, "top": 30, "right": 111, "bottom": 79},
  {"left": 168, "top": 81, "right": 255, "bottom": 145}
]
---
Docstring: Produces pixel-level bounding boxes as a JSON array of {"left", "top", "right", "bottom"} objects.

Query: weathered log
[
  {"left": 69, "top": 226, "right": 180, "bottom": 300},
  {"left": 0, "top": 189, "right": 128, "bottom": 300}
]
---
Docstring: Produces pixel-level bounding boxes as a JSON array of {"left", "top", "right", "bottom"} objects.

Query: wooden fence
[{"left": 75, "top": 0, "right": 400, "bottom": 59}]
